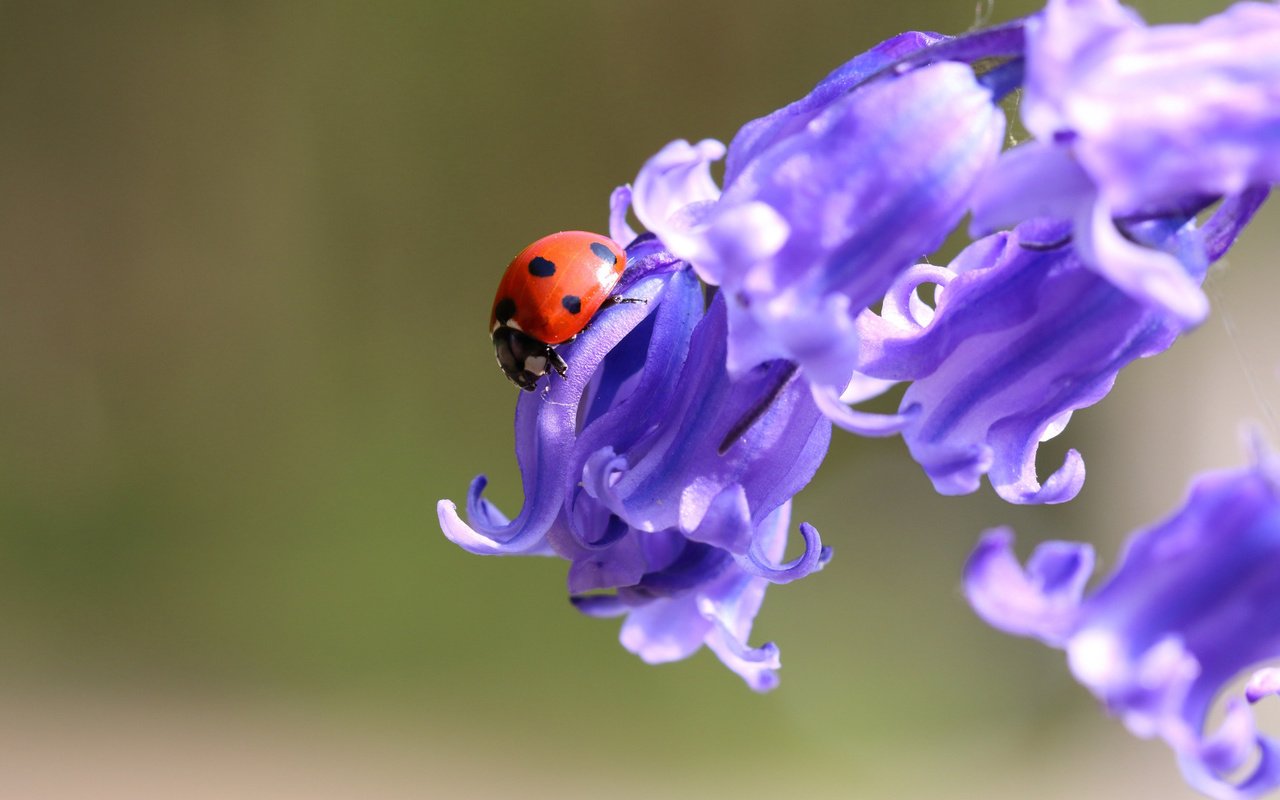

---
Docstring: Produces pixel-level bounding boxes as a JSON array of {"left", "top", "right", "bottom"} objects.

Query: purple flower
[
  {"left": 972, "top": 0, "right": 1280, "bottom": 324},
  {"left": 623, "top": 32, "right": 1007, "bottom": 400},
  {"left": 439, "top": 238, "right": 832, "bottom": 690},
  {"left": 964, "top": 444, "right": 1280, "bottom": 799},
  {"left": 851, "top": 190, "right": 1266, "bottom": 503},
  {"left": 1246, "top": 669, "right": 1280, "bottom": 706}
]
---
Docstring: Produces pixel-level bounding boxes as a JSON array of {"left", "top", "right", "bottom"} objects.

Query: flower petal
[
  {"left": 629, "top": 138, "right": 727, "bottom": 272},
  {"left": 620, "top": 594, "right": 712, "bottom": 665},
  {"left": 699, "top": 501, "right": 798, "bottom": 690},
  {"left": 565, "top": 528, "right": 648, "bottom": 594},
  {"left": 733, "top": 521, "right": 831, "bottom": 585},
  {"left": 609, "top": 184, "right": 638, "bottom": 246},
  {"left": 964, "top": 528, "right": 1093, "bottom": 646},
  {"left": 810, "top": 382, "right": 912, "bottom": 437},
  {"left": 1246, "top": 668, "right": 1280, "bottom": 705},
  {"left": 700, "top": 596, "right": 781, "bottom": 693},
  {"left": 681, "top": 483, "right": 754, "bottom": 554},
  {"left": 970, "top": 140, "right": 1095, "bottom": 235},
  {"left": 1074, "top": 198, "right": 1208, "bottom": 326},
  {"left": 724, "top": 30, "right": 947, "bottom": 186}
]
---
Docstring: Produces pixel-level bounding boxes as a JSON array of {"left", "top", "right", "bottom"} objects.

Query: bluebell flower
[
  {"left": 439, "top": 236, "right": 832, "bottom": 691},
  {"left": 972, "top": 0, "right": 1280, "bottom": 324},
  {"left": 852, "top": 190, "right": 1268, "bottom": 503},
  {"left": 964, "top": 442, "right": 1280, "bottom": 799},
  {"left": 622, "top": 32, "right": 1008, "bottom": 404}
]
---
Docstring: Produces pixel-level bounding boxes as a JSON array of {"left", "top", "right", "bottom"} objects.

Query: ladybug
[{"left": 490, "top": 231, "right": 630, "bottom": 391}]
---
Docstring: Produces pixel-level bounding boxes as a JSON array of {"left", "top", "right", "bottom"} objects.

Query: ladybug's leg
[
  {"left": 600, "top": 296, "right": 647, "bottom": 309},
  {"left": 573, "top": 296, "right": 649, "bottom": 344},
  {"left": 547, "top": 346, "right": 568, "bottom": 379}
]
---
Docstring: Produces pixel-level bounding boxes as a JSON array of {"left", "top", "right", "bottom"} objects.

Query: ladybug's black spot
[
  {"left": 495, "top": 297, "right": 517, "bottom": 323},
  {"left": 561, "top": 295, "right": 582, "bottom": 314},
  {"left": 590, "top": 242, "right": 617, "bottom": 265},
  {"left": 528, "top": 256, "right": 556, "bottom": 277}
]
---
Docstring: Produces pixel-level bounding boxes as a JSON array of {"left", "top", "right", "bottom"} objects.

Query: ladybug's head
[{"left": 492, "top": 326, "right": 553, "bottom": 392}]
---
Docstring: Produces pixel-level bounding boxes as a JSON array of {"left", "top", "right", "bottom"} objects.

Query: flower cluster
[{"left": 441, "top": 0, "right": 1280, "bottom": 794}]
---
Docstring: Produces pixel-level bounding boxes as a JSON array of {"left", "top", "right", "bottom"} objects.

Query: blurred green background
[{"left": 0, "top": 1, "right": 1273, "bottom": 797}]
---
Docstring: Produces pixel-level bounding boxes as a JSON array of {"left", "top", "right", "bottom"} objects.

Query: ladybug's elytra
[{"left": 490, "top": 231, "right": 630, "bottom": 391}]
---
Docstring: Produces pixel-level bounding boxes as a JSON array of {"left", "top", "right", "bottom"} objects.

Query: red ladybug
[{"left": 490, "top": 231, "right": 629, "bottom": 391}]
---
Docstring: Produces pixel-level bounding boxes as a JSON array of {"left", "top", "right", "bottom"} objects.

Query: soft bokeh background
[{"left": 1, "top": 1, "right": 1275, "bottom": 798}]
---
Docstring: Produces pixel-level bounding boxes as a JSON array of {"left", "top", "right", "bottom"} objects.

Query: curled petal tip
[
  {"left": 917, "top": 443, "right": 995, "bottom": 497},
  {"left": 1197, "top": 698, "right": 1260, "bottom": 776},
  {"left": 438, "top": 498, "right": 512, "bottom": 555},
  {"left": 609, "top": 184, "right": 638, "bottom": 246},
  {"left": 995, "top": 448, "right": 1086, "bottom": 505},
  {"left": 440, "top": 495, "right": 555, "bottom": 557},
  {"left": 580, "top": 447, "right": 630, "bottom": 517},
  {"left": 964, "top": 528, "right": 1092, "bottom": 646},
  {"left": 1246, "top": 668, "right": 1280, "bottom": 705},
  {"left": 733, "top": 521, "right": 830, "bottom": 584},
  {"left": 631, "top": 138, "right": 726, "bottom": 258},
  {"left": 1078, "top": 200, "right": 1209, "bottom": 327},
  {"left": 698, "top": 595, "right": 783, "bottom": 692},
  {"left": 811, "top": 382, "right": 911, "bottom": 437}
]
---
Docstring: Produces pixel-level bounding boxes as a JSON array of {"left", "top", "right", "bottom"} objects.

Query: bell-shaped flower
[
  {"left": 972, "top": 0, "right": 1280, "bottom": 325},
  {"left": 854, "top": 190, "right": 1266, "bottom": 503},
  {"left": 624, "top": 31, "right": 1007, "bottom": 399},
  {"left": 439, "top": 238, "right": 832, "bottom": 690},
  {"left": 964, "top": 444, "right": 1280, "bottom": 799}
]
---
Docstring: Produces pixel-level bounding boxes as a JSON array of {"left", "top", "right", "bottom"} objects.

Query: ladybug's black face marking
[
  {"left": 493, "top": 325, "right": 557, "bottom": 391},
  {"left": 561, "top": 295, "right": 582, "bottom": 314},
  {"left": 528, "top": 256, "right": 556, "bottom": 278},
  {"left": 494, "top": 297, "right": 517, "bottom": 325},
  {"left": 589, "top": 242, "right": 617, "bottom": 265}
]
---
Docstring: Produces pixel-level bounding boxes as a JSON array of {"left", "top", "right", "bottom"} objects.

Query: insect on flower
[{"left": 490, "top": 231, "right": 631, "bottom": 391}]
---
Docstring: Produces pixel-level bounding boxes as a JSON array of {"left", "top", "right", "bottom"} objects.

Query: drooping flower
[
  {"left": 851, "top": 190, "right": 1268, "bottom": 503},
  {"left": 624, "top": 31, "right": 1009, "bottom": 400},
  {"left": 964, "top": 443, "right": 1280, "bottom": 799},
  {"left": 439, "top": 235, "right": 832, "bottom": 690},
  {"left": 972, "top": 0, "right": 1280, "bottom": 324}
]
